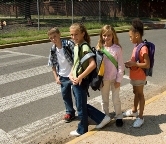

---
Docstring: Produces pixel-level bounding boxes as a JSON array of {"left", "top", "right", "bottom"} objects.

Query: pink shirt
[{"left": 103, "top": 44, "right": 124, "bottom": 82}]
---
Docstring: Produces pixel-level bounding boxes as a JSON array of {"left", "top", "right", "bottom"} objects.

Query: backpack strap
[
  {"left": 101, "top": 47, "right": 118, "bottom": 68},
  {"left": 76, "top": 52, "right": 95, "bottom": 76},
  {"left": 62, "top": 39, "right": 73, "bottom": 60},
  {"left": 51, "top": 44, "right": 56, "bottom": 53},
  {"left": 77, "top": 43, "right": 95, "bottom": 97},
  {"left": 101, "top": 47, "right": 125, "bottom": 75},
  {"left": 76, "top": 43, "right": 95, "bottom": 77},
  {"left": 135, "top": 42, "right": 146, "bottom": 63}
]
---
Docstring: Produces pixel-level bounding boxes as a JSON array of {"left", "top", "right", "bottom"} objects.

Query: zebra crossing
[{"left": 0, "top": 49, "right": 158, "bottom": 144}]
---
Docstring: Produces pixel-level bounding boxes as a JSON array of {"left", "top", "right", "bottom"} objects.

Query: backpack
[
  {"left": 76, "top": 43, "right": 104, "bottom": 94},
  {"left": 135, "top": 39, "right": 155, "bottom": 77}
]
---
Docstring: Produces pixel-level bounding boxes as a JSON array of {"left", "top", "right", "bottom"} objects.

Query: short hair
[{"left": 47, "top": 27, "right": 60, "bottom": 36}]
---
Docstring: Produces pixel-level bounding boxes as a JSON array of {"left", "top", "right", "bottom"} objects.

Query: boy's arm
[
  {"left": 52, "top": 67, "right": 61, "bottom": 84},
  {"left": 69, "top": 66, "right": 75, "bottom": 83}
]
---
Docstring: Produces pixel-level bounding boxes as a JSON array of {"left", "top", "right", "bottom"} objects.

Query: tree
[{"left": 24, "top": 0, "right": 33, "bottom": 19}]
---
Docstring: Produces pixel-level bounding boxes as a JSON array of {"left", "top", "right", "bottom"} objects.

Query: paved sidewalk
[{"left": 67, "top": 91, "right": 166, "bottom": 144}]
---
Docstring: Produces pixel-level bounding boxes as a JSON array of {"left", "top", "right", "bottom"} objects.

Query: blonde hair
[
  {"left": 96, "top": 25, "right": 121, "bottom": 49},
  {"left": 70, "top": 23, "right": 90, "bottom": 45},
  {"left": 47, "top": 27, "right": 60, "bottom": 36}
]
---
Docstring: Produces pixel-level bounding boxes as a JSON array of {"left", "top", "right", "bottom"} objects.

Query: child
[
  {"left": 47, "top": 27, "right": 76, "bottom": 123},
  {"left": 69, "top": 23, "right": 111, "bottom": 136},
  {"left": 123, "top": 18, "right": 150, "bottom": 127},
  {"left": 96, "top": 25, "right": 124, "bottom": 127}
]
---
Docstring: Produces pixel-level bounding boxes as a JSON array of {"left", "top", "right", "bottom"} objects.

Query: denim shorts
[{"left": 130, "top": 80, "right": 147, "bottom": 86}]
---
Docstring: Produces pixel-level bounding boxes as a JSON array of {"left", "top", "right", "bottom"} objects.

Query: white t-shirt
[{"left": 56, "top": 47, "right": 72, "bottom": 77}]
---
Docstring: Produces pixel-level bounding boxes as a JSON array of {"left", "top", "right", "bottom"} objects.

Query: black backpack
[{"left": 76, "top": 43, "right": 104, "bottom": 96}]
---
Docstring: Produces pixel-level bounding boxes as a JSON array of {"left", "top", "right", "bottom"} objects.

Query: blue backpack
[{"left": 135, "top": 39, "right": 155, "bottom": 77}]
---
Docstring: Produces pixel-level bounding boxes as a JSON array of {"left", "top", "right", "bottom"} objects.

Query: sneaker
[
  {"left": 133, "top": 117, "right": 144, "bottom": 128},
  {"left": 116, "top": 119, "right": 123, "bottom": 127},
  {"left": 95, "top": 115, "right": 111, "bottom": 129},
  {"left": 123, "top": 109, "right": 138, "bottom": 117},
  {"left": 70, "top": 130, "right": 81, "bottom": 136},
  {"left": 63, "top": 114, "right": 75, "bottom": 123}
]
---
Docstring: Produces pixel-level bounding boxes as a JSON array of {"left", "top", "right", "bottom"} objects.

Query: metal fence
[{"left": 0, "top": 0, "right": 166, "bottom": 31}]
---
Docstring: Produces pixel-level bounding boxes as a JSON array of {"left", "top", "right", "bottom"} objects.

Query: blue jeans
[
  {"left": 87, "top": 104, "right": 105, "bottom": 124},
  {"left": 72, "top": 84, "right": 105, "bottom": 135},
  {"left": 59, "top": 76, "right": 75, "bottom": 117}
]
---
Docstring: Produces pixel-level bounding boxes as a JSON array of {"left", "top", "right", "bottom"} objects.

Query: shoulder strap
[
  {"left": 78, "top": 53, "right": 95, "bottom": 67},
  {"left": 50, "top": 45, "right": 56, "bottom": 55},
  {"left": 135, "top": 42, "right": 146, "bottom": 62},
  {"left": 78, "top": 42, "right": 93, "bottom": 61},
  {"left": 62, "top": 39, "right": 73, "bottom": 58},
  {"left": 101, "top": 47, "right": 118, "bottom": 68},
  {"left": 76, "top": 43, "right": 95, "bottom": 77}
]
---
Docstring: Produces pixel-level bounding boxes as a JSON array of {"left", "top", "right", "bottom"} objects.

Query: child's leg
[
  {"left": 72, "top": 84, "right": 88, "bottom": 135},
  {"left": 60, "top": 76, "right": 75, "bottom": 117},
  {"left": 134, "top": 85, "right": 145, "bottom": 119},
  {"left": 87, "top": 104, "right": 105, "bottom": 124},
  {"left": 111, "top": 80, "right": 123, "bottom": 119},
  {"left": 100, "top": 80, "right": 111, "bottom": 115},
  {"left": 132, "top": 85, "right": 145, "bottom": 128},
  {"left": 132, "top": 86, "right": 139, "bottom": 113}
]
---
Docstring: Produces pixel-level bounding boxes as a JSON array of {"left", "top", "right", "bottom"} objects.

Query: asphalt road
[{"left": 0, "top": 29, "right": 166, "bottom": 143}]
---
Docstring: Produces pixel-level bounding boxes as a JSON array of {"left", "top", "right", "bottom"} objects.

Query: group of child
[{"left": 47, "top": 18, "right": 150, "bottom": 136}]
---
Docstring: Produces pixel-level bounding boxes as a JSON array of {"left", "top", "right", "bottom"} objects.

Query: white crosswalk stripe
[
  {"left": 0, "top": 65, "right": 52, "bottom": 85},
  {"left": 2, "top": 50, "right": 47, "bottom": 58},
  {"left": 0, "top": 82, "right": 60, "bottom": 113},
  {"left": 0, "top": 57, "right": 43, "bottom": 68},
  {"left": 0, "top": 53, "right": 20, "bottom": 59}
]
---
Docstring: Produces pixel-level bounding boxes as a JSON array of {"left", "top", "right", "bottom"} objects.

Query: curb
[
  {"left": 0, "top": 27, "right": 152, "bottom": 49},
  {"left": 66, "top": 90, "right": 166, "bottom": 144}
]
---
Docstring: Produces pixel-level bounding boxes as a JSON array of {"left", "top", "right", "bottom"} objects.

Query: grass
[{"left": 0, "top": 17, "right": 158, "bottom": 45}]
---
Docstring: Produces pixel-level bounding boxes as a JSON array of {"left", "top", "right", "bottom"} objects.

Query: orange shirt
[{"left": 130, "top": 45, "right": 148, "bottom": 80}]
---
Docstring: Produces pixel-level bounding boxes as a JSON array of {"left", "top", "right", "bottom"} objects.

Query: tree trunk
[{"left": 25, "top": 0, "right": 31, "bottom": 19}]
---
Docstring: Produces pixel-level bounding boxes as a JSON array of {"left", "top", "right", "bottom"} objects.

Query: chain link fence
[{"left": 0, "top": 0, "right": 166, "bottom": 31}]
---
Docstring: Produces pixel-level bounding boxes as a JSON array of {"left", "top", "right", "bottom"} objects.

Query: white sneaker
[
  {"left": 133, "top": 118, "right": 144, "bottom": 128},
  {"left": 70, "top": 130, "right": 81, "bottom": 136},
  {"left": 123, "top": 109, "right": 138, "bottom": 117},
  {"left": 95, "top": 115, "right": 111, "bottom": 129}
]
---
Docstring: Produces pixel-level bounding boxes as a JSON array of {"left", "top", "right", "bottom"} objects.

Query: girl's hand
[
  {"left": 124, "top": 60, "right": 136, "bottom": 67},
  {"left": 74, "top": 75, "right": 83, "bottom": 85},
  {"left": 69, "top": 74, "right": 75, "bottom": 83},
  {"left": 55, "top": 77, "right": 61, "bottom": 85},
  {"left": 114, "top": 82, "right": 120, "bottom": 88}
]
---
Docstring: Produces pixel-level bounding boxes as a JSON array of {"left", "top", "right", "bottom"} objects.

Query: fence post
[
  {"left": 99, "top": 1, "right": 101, "bottom": 23},
  {"left": 71, "top": 0, "right": 73, "bottom": 24},
  {"left": 37, "top": 0, "right": 40, "bottom": 30}
]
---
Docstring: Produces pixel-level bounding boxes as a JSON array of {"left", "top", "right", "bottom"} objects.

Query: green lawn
[{"left": 0, "top": 17, "right": 159, "bottom": 45}]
